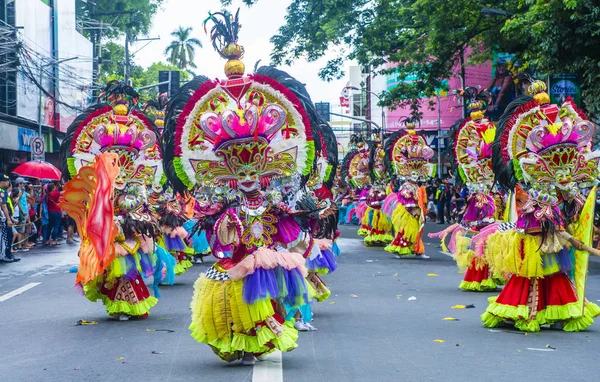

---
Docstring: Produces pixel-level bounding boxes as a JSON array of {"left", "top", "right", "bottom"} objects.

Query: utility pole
[
  {"left": 89, "top": 1, "right": 98, "bottom": 98},
  {"left": 124, "top": 26, "right": 130, "bottom": 84},
  {"left": 90, "top": 10, "right": 134, "bottom": 84}
]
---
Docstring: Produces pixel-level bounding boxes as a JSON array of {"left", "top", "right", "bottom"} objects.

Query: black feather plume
[
  {"left": 162, "top": 75, "right": 212, "bottom": 195},
  {"left": 491, "top": 95, "right": 534, "bottom": 190}
]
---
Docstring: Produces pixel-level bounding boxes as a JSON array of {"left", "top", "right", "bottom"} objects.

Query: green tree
[
  {"left": 76, "top": 0, "right": 164, "bottom": 39},
  {"left": 134, "top": 62, "right": 191, "bottom": 101},
  {"left": 164, "top": 27, "right": 203, "bottom": 71},
  {"left": 231, "top": 0, "right": 519, "bottom": 114},
  {"left": 502, "top": 0, "right": 600, "bottom": 117}
]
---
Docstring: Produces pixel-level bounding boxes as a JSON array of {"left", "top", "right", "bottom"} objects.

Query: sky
[{"left": 133, "top": 0, "right": 352, "bottom": 108}]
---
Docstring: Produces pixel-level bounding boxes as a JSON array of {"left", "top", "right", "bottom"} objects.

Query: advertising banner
[{"left": 549, "top": 74, "right": 580, "bottom": 106}]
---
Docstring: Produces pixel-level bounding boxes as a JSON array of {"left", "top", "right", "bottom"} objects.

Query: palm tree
[{"left": 164, "top": 26, "right": 202, "bottom": 70}]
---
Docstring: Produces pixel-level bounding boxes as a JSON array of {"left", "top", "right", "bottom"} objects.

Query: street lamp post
[{"left": 37, "top": 56, "right": 79, "bottom": 158}]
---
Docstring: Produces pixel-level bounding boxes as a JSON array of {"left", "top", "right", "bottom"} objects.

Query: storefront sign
[
  {"left": 549, "top": 74, "right": 580, "bottom": 106},
  {"left": 17, "top": 127, "right": 39, "bottom": 152}
]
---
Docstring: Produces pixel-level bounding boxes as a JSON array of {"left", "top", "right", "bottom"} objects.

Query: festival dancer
[
  {"left": 341, "top": 134, "right": 372, "bottom": 236},
  {"left": 289, "top": 118, "right": 340, "bottom": 331},
  {"left": 481, "top": 80, "right": 600, "bottom": 331},
  {"left": 145, "top": 96, "right": 212, "bottom": 268},
  {"left": 162, "top": 9, "right": 323, "bottom": 364},
  {"left": 182, "top": 195, "right": 213, "bottom": 264},
  {"left": 362, "top": 131, "right": 393, "bottom": 246},
  {"left": 428, "top": 88, "right": 500, "bottom": 291},
  {"left": 383, "top": 122, "right": 435, "bottom": 258},
  {"left": 151, "top": 190, "right": 194, "bottom": 276},
  {"left": 60, "top": 81, "right": 168, "bottom": 319}
]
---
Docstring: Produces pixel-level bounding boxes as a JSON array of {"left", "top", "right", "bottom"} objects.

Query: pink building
[{"left": 385, "top": 61, "right": 493, "bottom": 131}]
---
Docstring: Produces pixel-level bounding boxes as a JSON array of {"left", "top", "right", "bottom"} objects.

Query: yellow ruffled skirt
[{"left": 189, "top": 272, "right": 299, "bottom": 361}]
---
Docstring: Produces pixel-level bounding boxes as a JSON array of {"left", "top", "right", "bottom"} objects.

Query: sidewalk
[{"left": 0, "top": 239, "right": 79, "bottom": 279}]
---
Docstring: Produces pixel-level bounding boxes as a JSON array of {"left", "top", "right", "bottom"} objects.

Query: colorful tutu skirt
[
  {"left": 157, "top": 235, "right": 193, "bottom": 276},
  {"left": 190, "top": 264, "right": 302, "bottom": 361},
  {"left": 363, "top": 209, "right": 393, "bottom": 246},
  {"left": 481, "top": 273, "right": 600, "bottom": 332},
  {"left": 459, "top": 258, "right": 497, "bottom": 292},
  {"left": 83, "top": 250, "right": 158, "bottom": 317},
  {"left": 306, "top": 239, "right": 337, "bottom": 275},
  {"left": 385, "top": 204, "right": 424, "bottom": 256},
  {"left": 183, "top": 220, "right": 212, "bottom": 257}
]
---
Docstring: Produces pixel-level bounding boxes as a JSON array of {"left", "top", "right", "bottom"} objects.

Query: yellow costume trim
[
  {"left": 384, "top": 243, "right": 413, "bottom": 256},
  {"left": 453, "top": 232, "right": 473, "bottom": 272},
  {"left": 357, "top": 209, "right": 371, "bottom": 236},
  {"left": 82, "top": 278, "right": 158, "bottom": 317},
  {"left": 391, "top": 204, "right": 420, "bottom": 243},
  {"left": 485, "top": 231, "right": 543, "bottom": 278},
  {"left": 189, "top": 275, "right": 299, "bottom": 361},
  {"left": 481, "top": 296, "right": 598, "bottom": 332},
  {"left": 458, "top": 278, "right": 496, "bottom": 292},
  {"left": 175, "top": 259, "right": 194, "bottom": 275}
]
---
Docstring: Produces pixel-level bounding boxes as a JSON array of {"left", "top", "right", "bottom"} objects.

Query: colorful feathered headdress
[
  {"left": 61, "top": 81, "right": 163, "bottom": 191},
  {"left": 454, "top": 87, "right": 496, "bottom": 189},
  {"left": 384, "top": 126, "right": 435, "bottom": 182},
  {"left": 162, "top": 10, "right": 315, "bottom": 196},
  {"left": 496, "top": 81, "right": 598, "bottom": 191}
]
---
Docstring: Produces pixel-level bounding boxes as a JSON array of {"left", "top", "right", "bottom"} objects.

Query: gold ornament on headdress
[
  {"left": 527, "top": 80, "right": 550, "bottom": 105},
  {"left": 203, "top": 9, "right": 246, "bottom": 78}
]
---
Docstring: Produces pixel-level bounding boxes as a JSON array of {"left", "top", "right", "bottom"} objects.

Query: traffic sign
[
  {"left": 31, "top": 137, "right": 45, "bottom": 161},
  {"left": 315, "top": 102, "right": 331, "bottom": 122}
]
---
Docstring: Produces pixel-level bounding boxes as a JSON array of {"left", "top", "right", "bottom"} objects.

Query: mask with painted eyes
[{"left": 237, "top": 166, "right": 260, "bottom": 193}]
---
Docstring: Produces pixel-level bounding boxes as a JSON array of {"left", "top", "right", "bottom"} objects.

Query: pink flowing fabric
[
  {"left": 355, "top": 202, "right": 368, "bottom": 221},
  {"left": 471, "top": 222, "right": 500, "bottom": 258}
]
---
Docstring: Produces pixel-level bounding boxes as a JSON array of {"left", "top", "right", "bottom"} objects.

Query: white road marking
[
  {"left": 253, "top": 350, "right": 283, "bottom": 382},
  {"left": 0, "top": 282, "right": 41, "bottom": 302},
  {"left": 439, "top": 251, "right": 453, "bottom": 258},
  {"left": 29, "top": 266, "right": 61, "bottom": 278}
]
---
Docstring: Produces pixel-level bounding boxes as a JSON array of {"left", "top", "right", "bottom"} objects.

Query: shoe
[
  {"left": 73, "top": 238, "right": 80, "bottom": 243},
  {"left": 0, "top": 257, "right": 14, "bottom": 263},
  {"left": 66, "top": 239, "right": 74, "bottom": 244},
  {"left": 394, "top": 255, "right": 402, "bottom": 259},
  {"left": 414, "top": 254, "right": 430, "bottom": 259},
  {"left": 304, "top": 322, "right": 318, "bottom": 331},
  {"left": 294, "top": 320, "right": 310, "bottom": 331},
  {"left": 118, "top": 314, "right": 130, "bottom": 321},
  {"left": 6, "top": 256, "right": 20, "bottom": 262},
  {"left": 241, "top": 352, "right": 256, "bottom": 366}
]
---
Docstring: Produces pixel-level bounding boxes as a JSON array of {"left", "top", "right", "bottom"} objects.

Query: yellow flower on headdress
[
  {"left": 546, "top": 121, "right": 561, "bottom": 136},
  {"left": 482, "top": 126, "right": 496, "bottom": 144}
]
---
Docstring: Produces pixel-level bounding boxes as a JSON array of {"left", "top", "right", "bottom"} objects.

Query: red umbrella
[{"left": 12, "top": 160, "right": 62, "bottom": 181}]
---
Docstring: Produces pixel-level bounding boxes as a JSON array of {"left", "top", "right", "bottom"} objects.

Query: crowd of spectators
[{"left": 0, "top": 173, "right": 77, "bottom": 264}]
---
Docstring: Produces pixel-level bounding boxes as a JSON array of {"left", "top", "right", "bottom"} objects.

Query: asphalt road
[{"left": 1, "top": 224, "right": 600, "bottom": 382}]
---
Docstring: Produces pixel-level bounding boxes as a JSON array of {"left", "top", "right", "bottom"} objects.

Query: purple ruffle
[
  {"left": 556, "top": 247, "right": 573, "bottom": 272},
  {"left": 463, "top": 195, "right": 495, "bottom": 222},
  {"left": 516, "top": 206, "right": 563, "bottom": 231},
  {"left": 139, "top": 252, "right": 155, "bottom": 278},
  {"left": 242, "top": 268, "right": 280, "bottom": 304},
  {"left": 163, "top": 235, "right": 185, "bottom": 251},
  {"left": 396, "top": 194, "right": 417, "bottom": 207},
  {"left": 306, "top": 248, "right": 338, "bottom": 273},
  {"left": 241, "top": 266, "right": 309, "bottom": 308},
  {"left": 123, "top": 255, "right": 138, "bottom": 281},
  {"left": 273, "top": 215, "right": 302, "bottom": 245}
]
